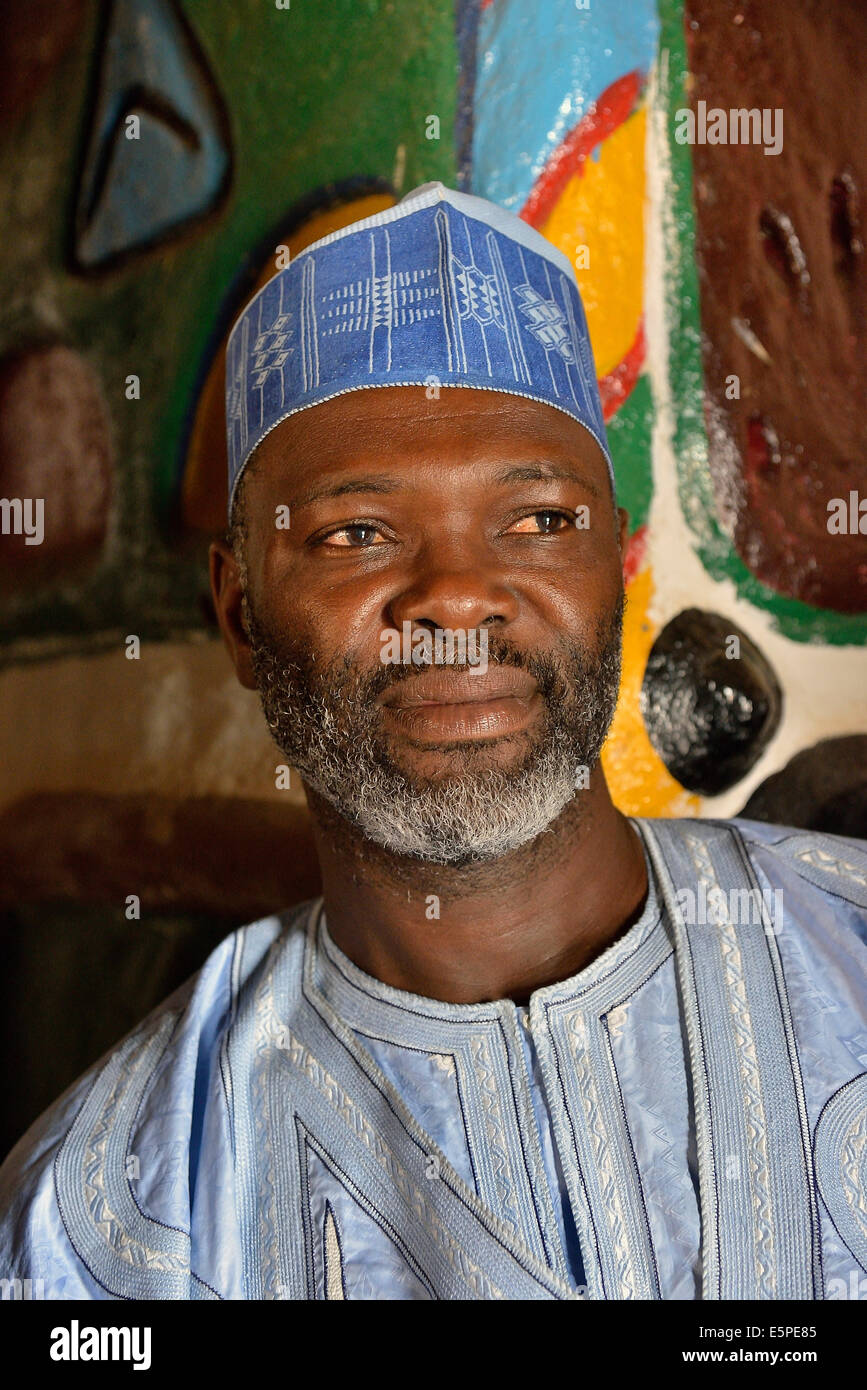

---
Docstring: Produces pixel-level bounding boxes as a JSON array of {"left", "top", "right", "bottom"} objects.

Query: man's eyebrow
[
  {"left": 290, "top": 475, "right": 402, "bottom": 510},
  {"left": 495, "top": 462, "right": 602, "bottom": 499},
  {"left": 289, "top": 461, "right": 602, "bottom": 510}
]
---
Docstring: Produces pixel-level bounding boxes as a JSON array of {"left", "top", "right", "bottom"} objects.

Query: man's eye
[
  {"left": 321, "top": 523, "right": 386, "bottom": 548},
  {"left": 507, "top": 510, "right": 574, "bottom": 535}
]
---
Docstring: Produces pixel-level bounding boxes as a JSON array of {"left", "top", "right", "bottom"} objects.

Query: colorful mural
[
  {"left": 459, "top": 0, "right": 866, "bottom": 818},
  {"left": 172, "top": 0, "right": 866, "bottom": 822}
]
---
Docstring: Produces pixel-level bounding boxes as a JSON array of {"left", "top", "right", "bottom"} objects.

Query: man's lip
[{"left": 380, "top": 670, "right": 537, "bottom": 708}]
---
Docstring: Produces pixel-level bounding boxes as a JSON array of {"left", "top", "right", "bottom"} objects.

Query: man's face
[{"left": 222, "top": 386, "right": 628, "bottom": 865}]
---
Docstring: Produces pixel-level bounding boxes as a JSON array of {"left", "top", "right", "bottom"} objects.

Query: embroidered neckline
[{"left": 313, "top": 818, "right": 662, "bottom": 1034}]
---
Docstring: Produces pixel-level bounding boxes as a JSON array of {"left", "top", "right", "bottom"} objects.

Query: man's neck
[{"left": 306, "top": 771, "right": 649, "bottom": 1006}]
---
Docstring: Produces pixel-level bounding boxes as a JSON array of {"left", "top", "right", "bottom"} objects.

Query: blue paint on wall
[
  {"left": 74, "top": 0, "right": 231, "bottom": 271},
  {"left": 472, "top": 0, "right": 658, "bottom": 208}
]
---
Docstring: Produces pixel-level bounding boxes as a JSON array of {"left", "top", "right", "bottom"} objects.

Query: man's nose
[{"left": 387, "top": 549, "right": 520, "bottom": 632}]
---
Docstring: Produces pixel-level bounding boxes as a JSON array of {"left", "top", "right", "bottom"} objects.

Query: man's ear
[{"left": 209, "top": 540, "right": 257, "bottom": 690}]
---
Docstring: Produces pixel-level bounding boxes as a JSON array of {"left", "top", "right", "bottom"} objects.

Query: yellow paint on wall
[
  {"left": 602, "top": 564, "right": 701, "bottom": 818},
  {"left": 542, "top": 108, "right": 647, "bottom": 379}
]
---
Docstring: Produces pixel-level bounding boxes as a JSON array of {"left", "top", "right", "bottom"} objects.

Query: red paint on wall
[
  {"left": 519, "top": 71, "right": 643, "bottom": 230},
  {"left": 623, "top": 523, "right": 648, "bottom": 587},
  {"left": 599, "top": 318, "right": 646, "bottom": 420}
]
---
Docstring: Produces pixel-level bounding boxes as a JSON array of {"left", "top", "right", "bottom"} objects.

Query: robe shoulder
[
  {"left": 0, "top": 905, "right": 312, "bottom": 1300},
  {"left": 649, "top": 814, "right": 867, "bottom": 953},
  {"left": 730, "top": 816, "right": 867, "bottom": 941}
]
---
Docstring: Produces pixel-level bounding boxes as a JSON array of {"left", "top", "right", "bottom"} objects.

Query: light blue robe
[{"left": 2, "top": 816, "right": 866, "bottom": 1300}]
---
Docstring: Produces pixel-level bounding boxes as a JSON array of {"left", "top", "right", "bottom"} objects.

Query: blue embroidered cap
[{"left": 225, "top": 181, "right": 613, "bottom": 518}]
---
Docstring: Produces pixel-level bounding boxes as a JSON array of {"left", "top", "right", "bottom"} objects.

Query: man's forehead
[{"left": 253, "top": 386, "right": 607, "bottom": 480}]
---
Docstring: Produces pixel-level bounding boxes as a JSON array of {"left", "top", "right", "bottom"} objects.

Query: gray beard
[{"left": 244, "top": 596, "right": 624, "bottom": 866}]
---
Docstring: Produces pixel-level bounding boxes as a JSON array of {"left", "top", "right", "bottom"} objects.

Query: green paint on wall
[
  {"left": 608, "top": 374, "right": 654, "bottom": 533},
  {"left": 0, "top": 0, "right": 458, "bottom": 652},
  {"left": 155, "top": 0, "right": 459, "bottom": 519}
]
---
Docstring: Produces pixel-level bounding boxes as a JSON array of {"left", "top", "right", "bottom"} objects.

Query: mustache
[
  {"left": 252, "top": 627, "right": 580, "bottom": 709},
  {"left": 368, "top": 633, "right": 567, "bottom": 698},
  {"left": 244, "top": 591, "right": 624, "bottom": 713}
]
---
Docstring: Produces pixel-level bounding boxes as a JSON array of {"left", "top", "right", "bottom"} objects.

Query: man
[{"left": 1, "top": 182, "right": 865, "bottom": 1301}]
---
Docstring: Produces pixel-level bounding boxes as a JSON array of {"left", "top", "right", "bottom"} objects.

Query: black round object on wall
[
  {"left": 739, "top": 735, "right": 867, "bottom": 838},
  {"left": 640, "top": 608, "right": 783, "bottom": 796}
]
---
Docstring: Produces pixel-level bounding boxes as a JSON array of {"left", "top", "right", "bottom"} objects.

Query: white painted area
[{"left": 643, "top": 51, "right": 865, "bottom": 821}]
